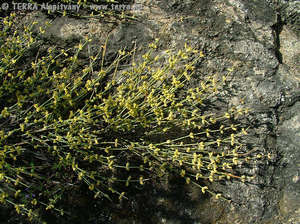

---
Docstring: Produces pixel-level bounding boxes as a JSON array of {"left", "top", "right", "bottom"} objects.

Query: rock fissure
[{"left": 271, "top": 11, "right": 284, "bottom": 64}]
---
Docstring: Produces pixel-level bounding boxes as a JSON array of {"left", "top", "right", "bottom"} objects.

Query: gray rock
[{"left": 14, "top": 0, "right": 300, "bottom": 223}]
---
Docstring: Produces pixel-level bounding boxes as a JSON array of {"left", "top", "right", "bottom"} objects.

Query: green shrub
[{"left": 0, "top": 13, "right": 254, "bottom": 222}]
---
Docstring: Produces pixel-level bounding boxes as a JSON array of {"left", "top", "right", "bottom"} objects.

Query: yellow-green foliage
[{"left": 0, "top": 13, "right": 254, "bottom": 222}]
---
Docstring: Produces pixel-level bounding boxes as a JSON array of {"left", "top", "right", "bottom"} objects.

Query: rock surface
[{"left": 3, "top": 0, "right": 300, "bottom": 223}]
